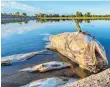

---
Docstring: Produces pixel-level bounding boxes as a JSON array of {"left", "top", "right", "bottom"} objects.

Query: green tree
[
  {"left": 86, "top": 12, "right": 91, "bottom": 17},
  {"left": 35, "top": 13, "right": 39, "bottom": 17},
  {"left": 76, "top": 11, "right": 83, "bottom": 17},
  {"left": 22, "top": 13, "right": 27, "bottom": 16},
  {"left": 15, "top": 12, "right": 20, "bottom": 16},
  {"left": 84, "top": 12, "right": 91, "bottom": 17}
]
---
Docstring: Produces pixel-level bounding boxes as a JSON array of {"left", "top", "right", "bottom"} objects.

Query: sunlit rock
[
  {"left": 19, "top": 61, "right": 71, "bottom": 72},
  {"left": 46, "top": 32, "right": 108, "bottom": 73},
  {"left": 64, "top": 68, "right": 110, "bottom": 87}
]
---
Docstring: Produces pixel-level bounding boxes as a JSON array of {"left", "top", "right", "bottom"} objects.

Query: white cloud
[
  {"left": 1, "top": 1, "right": 42, "bottom": 14},
  {"left": 1, "top": 1, "right": 56, "bottom": 15}
]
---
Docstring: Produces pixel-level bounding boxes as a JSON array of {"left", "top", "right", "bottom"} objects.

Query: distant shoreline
[
  {"left": 1, "top": 16, "right": 110, "bottom": 24},
  {"left": 1, "top": 15, "right": 36, "bottom": 24},
  {"left": 40, "top": 17, "right": 110, "bottom": 20},
  {"left": 1, "top": 16, "right": 36, "bottom": 21},
  {"left": 2, "top": 16, "right": 110, "bottom": 21}
]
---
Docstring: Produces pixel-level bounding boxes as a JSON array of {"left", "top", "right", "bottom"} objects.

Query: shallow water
[{"left": 1, "top": 20, "right": 110, "bottom": 87}]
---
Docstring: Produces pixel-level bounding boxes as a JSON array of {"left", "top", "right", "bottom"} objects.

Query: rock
[
  {"left": 19, "top": 61, "right": 71, "bottom": 72},
  {"left": 64, "top": 68, "right": 110, "bottom": 87}
]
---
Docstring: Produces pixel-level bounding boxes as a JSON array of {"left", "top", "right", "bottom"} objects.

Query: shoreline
[
  {"left": 67, "top": 68, "right": 110, "bottom": 87},
  {"left": 2, "top": 17, "right": 110, "bottom": 24},
  {"left": 40, "top": 17, "right": 110, "bottom": 20},
  {"left": 2, "top": 16, "right": 110, "bottom": 21}
]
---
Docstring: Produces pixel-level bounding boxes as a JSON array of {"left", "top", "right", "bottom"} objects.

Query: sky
[{"left": 1, "top": 1, "right": 110, "bottom": 15}]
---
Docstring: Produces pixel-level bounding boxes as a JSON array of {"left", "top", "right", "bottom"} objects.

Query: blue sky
[{"left": 1, "top": 1, "right": 110, "bottom": 15}]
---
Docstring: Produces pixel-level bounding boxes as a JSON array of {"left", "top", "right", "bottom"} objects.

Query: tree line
[
  {"left": 35, "top": 11, "right": 110, "bottom": 17},
  {"left": 2, "top": 11, "right": 110, "bottom": 17},
  {"left": 1, "top": 12, "right": 27, "bottom": 17}
]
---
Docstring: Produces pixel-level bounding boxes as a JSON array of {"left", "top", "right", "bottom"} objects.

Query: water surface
[{"left": 1, "top": 20, "right": 110, "bottom": 62}]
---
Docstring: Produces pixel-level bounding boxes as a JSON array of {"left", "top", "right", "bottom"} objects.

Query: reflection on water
[
  {"left": 1, "top": 19, "right": 34, "bottom": 25},
  {"left": 2, "top": 19, "right": 110, "bottom": 25},
  {"left": 1, "top": 19, "right": 110, "bottom": 64},
  {"left": 58, "top": 53, "right": 92, "bottom": 78}
]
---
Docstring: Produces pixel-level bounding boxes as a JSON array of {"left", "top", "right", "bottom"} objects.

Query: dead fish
[
  {"left": 20, "top": 77, "right": 75, "bottom": 87},
  {"left": 19, "top": 61, "right": 71, "bottom": 72},
  {"left": 46, "top": 32, "right": 108, "bottom": 73},
  {"left": 1, "top": 50, "right": 47, "bottom": 66}
]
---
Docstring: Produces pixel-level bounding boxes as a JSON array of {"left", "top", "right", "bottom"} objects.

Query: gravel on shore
[{"left": 66, "top": 68, "right": 110, "bottom": 87}]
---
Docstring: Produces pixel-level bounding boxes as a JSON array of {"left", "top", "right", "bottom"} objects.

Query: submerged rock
[
  {"left": 1, "top": 50, "right": 47, "bottom": 66},
  {"left": 20, "top": 77, "right": 75, "bottom": 87},
  {"left": 19, "top": 61, "right": 71, "bottom": 72},
  {"left": 46, "top": 32, "right": 108, "bottom": 73}
]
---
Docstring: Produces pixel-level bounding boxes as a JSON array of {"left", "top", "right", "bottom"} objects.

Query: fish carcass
[
  {"left": 46, "top": 32, "right": 108, "bottom": 73},
  {"left": 19, "top": 61, "right": 71, "bottom": 72}
]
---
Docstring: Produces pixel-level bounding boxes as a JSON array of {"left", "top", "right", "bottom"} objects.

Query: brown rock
[{"left": 66, "top": 68, "right": 110, "bottom": 87}]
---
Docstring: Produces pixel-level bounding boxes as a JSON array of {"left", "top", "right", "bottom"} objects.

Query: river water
[
  {"left": 1, "top": 20, "right": 110, "bottom": 87},
  {"left": 1, "top": 20, "right": 110, "bottom": 62}
]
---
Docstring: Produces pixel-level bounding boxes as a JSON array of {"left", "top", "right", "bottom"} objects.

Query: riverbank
[
  {"left": 1, "top": 14, "right": 36, "bottom": 24},
  {"left": 2, "top": 16, "right": 110, "bottom": 21},
  {"left": 40, "top": 17, "right": 110, "bottom": 20},
  {"left": 1, "top": 17, "right": 36, "bottom": 24},
  {"left": 1, "top": 15, "right": 36, "bottom": 21},
  {"left": 2, "top": 16, "right": 110, "bottom": 24}
]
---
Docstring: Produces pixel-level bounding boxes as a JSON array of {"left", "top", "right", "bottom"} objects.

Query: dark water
[{"left": 1, "top": 20, "right": 110, "bottom": 86}]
